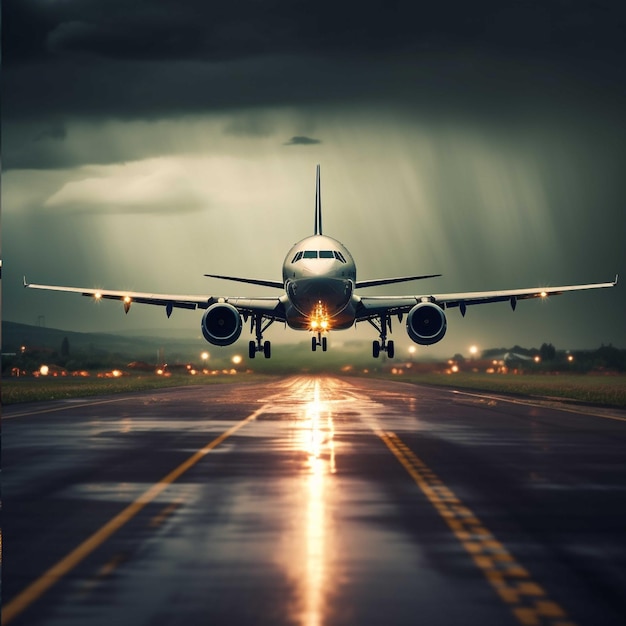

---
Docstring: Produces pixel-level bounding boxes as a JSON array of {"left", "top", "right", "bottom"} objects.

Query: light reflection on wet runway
[
  {"left": 267, "top": 377, "right": 338, "bottom": 626},
  {"left": 300, "top": 380, "right": 336, "bottom": 626}
]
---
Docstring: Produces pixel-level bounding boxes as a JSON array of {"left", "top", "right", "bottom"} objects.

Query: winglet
[
  {"left": 314, "top": 164, "right": 322, "bottom": 235},
  {"left": 615, "top": 274, "right": 619, "bottom": 286},
  {"left": 23, "top": 275, "right": 29, "bottom": 288}
]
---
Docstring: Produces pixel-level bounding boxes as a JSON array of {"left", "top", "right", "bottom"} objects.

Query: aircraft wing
[
  {"left": 355, "top": 274, "right": 441, "bottom": 289},
  {"left": 356, "top": 276, "right": 618, "bottom": 319},
  {"left": 24, "top": 279, "right": 286, "bottom": 320},
  {"left": 204, "top": 274, "right": 284, "bottom": 289}
]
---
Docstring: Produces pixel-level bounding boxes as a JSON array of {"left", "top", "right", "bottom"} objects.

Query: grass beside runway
[
  {"left": 392, "top": 372, "right": 626, "bottom": 408},
  {"left": 3, "top": 371, "right": 625, "bottom": 409},
  {"left": 1, "top": 373, "right": 274, "bottom": 405}
]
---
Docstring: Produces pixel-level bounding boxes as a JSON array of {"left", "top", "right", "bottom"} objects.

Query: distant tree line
[
  {"left": 3, "top": 336, "right": 626, "bottom": 376},
  {"left": 482, "top": 343, "right": 626, "bottom": 373},
  {"left": 2, "top": 336, "right": 153, "bottom": 375}
]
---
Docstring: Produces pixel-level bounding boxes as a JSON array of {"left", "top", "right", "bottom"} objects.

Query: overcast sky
[{"left": 3, "top": 0, "right": 625, "bottom": 357}]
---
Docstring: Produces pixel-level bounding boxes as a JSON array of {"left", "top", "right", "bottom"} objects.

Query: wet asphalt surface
[{"left": 3, "top": 375, "right": 626, "bottom": 626}]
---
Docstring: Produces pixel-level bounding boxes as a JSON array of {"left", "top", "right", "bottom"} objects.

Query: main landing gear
[
  {"left": 311, "top": 333, "right": 328, "bottom": 352},
  {"left": 368, "top": 314, "right": 395, "bottom": 358},
  {"left": 248, "top": 314, "right": 274, "bottom": 359}
]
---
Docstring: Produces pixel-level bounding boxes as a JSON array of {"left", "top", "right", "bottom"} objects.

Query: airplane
[{"left": 24, "top": 165, "right": 617, "bottom": 359}]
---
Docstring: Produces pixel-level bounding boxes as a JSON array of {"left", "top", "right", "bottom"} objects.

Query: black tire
[
  {"left": 263, "top": 341, "right": 271, "bottom": 359},
  {"left": 312, "top": 337, "right": 317, "bottom": 351},
  {"left": 387, "top": 340, "right": 395, "bottom": 359},
  {"left": 249, "top": 340, "right": 256, "bottom": 359},
  {"left": 373, "top": 340, "right": 380, "bottom": 358},
  {"left": 322, "top": 336, "right": 328, "bottom": 352}
]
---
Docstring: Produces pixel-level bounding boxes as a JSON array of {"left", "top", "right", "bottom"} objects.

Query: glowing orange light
[{"left": 309, "top": 301, "right": 330, "bottom": 332}]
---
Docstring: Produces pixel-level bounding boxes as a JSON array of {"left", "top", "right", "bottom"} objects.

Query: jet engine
[
  {"left": 201, "top": 303, "right": 243, "bottom": 346},
  {"left": 406, "top": 302, "right": 447, "bottom": 345}
]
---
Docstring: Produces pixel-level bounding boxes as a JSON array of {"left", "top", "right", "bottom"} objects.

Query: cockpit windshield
[{"left": 291, "top": 250, "right": 347, "bottom": 263}]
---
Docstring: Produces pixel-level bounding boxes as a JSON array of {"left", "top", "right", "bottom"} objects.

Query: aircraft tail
[{"left": 314, "top": 164, "right": 323, "bottom": 235}]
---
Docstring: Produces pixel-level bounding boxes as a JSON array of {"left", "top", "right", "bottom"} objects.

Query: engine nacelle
[
  {"left": 406, "top": 302, "right": 447, "bottom": 346},
  {"left": 201, "top": 303, "right": 243, "bottom": 346}
]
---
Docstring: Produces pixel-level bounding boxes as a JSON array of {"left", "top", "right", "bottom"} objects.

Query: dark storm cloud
[
  {"left": 6, "top": 0, "right": 626, "bottom": 66},
  {"left": 284, "top": 136, "right": 321, "bottom": 146},
  {"left": 35, "top": 124, "right": 67, "bottom": 142},
  {"left": 5, "top": 0, "right": 626, "bottom": 136}
]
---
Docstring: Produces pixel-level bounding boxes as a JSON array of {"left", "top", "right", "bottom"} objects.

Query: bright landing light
[{"left": 309, "top": 302, "right": 330, "bottom": 332}]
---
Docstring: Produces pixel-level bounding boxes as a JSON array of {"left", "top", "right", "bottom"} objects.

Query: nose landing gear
[{"left": 311, "top": 333, "right": 328, "bottom": 352}]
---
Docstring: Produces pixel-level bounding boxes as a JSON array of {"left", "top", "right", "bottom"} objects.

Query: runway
[{"left": 3, "top": 375, "right": 626, "bottom": 626}]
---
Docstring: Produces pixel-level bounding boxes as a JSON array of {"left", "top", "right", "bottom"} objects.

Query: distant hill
[
  {"left": 1, "top": 320, "right": 395, "bottom": 374},
  {"left": 1, "top": 320, "right": 205, "bottom": 363}
]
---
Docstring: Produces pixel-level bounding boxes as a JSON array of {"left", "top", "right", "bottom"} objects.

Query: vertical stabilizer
[{"left": 314, "top": 164, "right": 323, "bottom": 235}]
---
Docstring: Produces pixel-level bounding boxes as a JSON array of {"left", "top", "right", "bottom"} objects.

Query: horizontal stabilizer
[
  {"left": 356, "top": 274, "right": 441, "bottom": 289},
  {"left": 204, "top": 274, "right": 284, "bottom": 289}
]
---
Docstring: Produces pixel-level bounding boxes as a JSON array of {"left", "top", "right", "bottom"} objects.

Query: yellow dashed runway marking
[{"left": 378, "top": 431, "right": 576, "bottom": 626}]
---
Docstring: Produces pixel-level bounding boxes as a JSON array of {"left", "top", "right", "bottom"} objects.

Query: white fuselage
[{"left": 281, "top": 234, "right": 358, "bottom": 330}]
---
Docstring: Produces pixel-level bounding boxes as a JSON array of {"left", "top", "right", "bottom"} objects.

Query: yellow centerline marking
[
  {"left": 2, "top": 406, "right": 265, "bottom": 626},
  {"left": 377, "top": 430, "right": 577, "bottom": 626}
]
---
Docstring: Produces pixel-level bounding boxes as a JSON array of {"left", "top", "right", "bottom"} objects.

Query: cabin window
[{"left": 303, "top": 250, "right": 318, "bottom": 259}]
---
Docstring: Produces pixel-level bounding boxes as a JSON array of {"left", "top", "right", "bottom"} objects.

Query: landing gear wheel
[
  {"left": 322, "top": 336, "right": 328, "bottom": 352},
  {"left": 373, "top": 341, "right": 381, "bottom": 358},
  {"left": 249, "top": 314, "right": 275, "bottom": 362},
  {"left": 387, "top": 340, "right": 395, "bottom": 359},
  {"left": 312, "top": 337, "right": 317, "bottom": 352}
]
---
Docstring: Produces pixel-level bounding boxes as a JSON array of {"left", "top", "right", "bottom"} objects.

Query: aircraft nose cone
[{"left": 288, "top": 277, "right": 352, "bottom": 316}]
